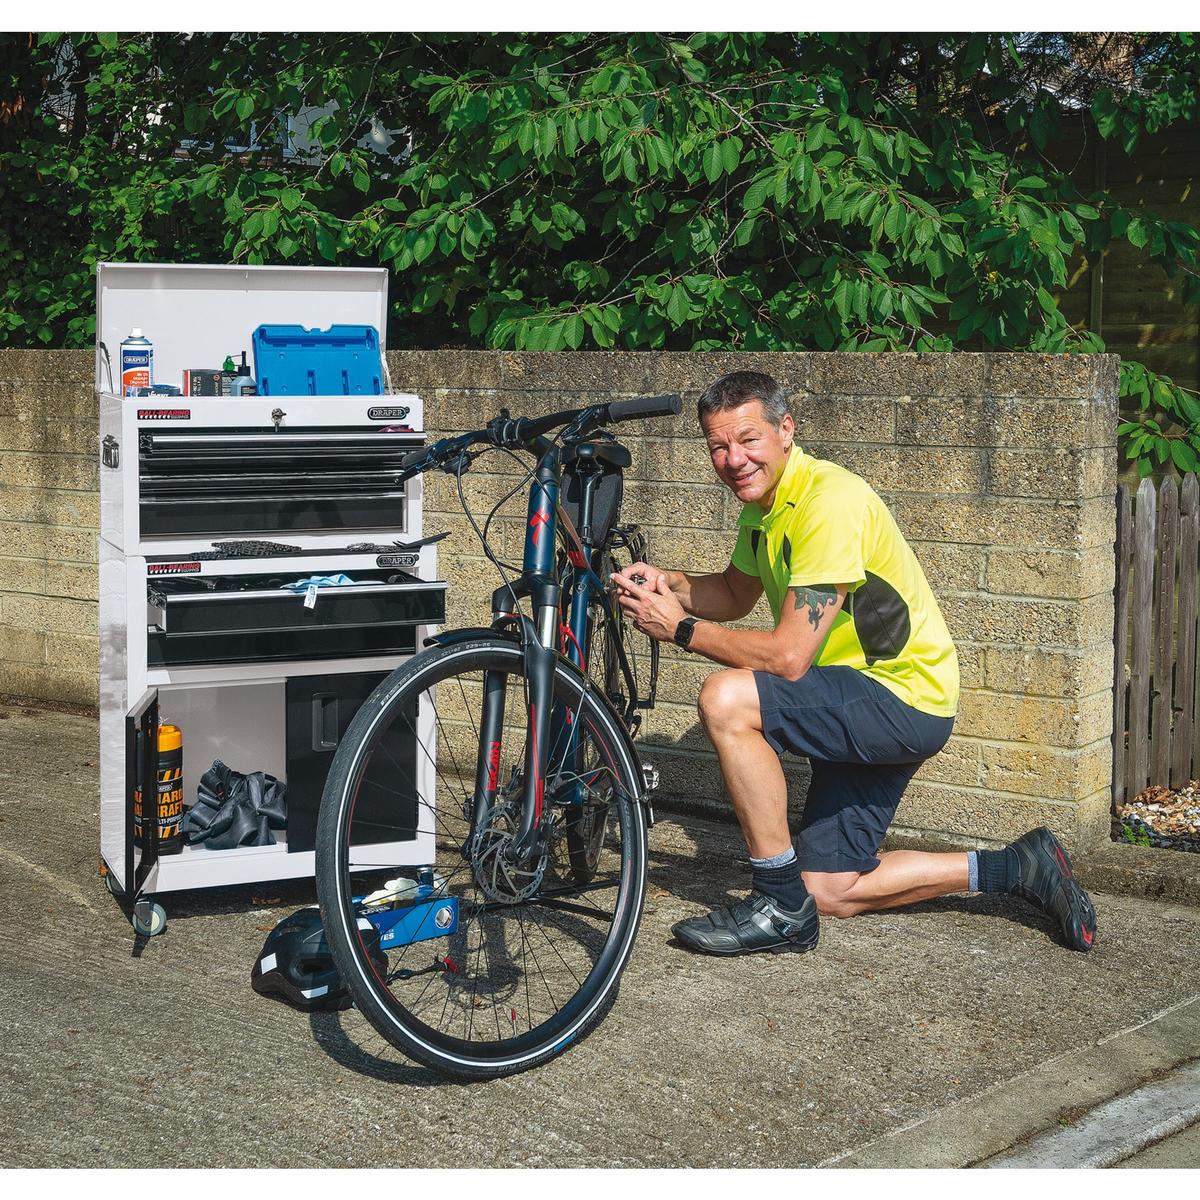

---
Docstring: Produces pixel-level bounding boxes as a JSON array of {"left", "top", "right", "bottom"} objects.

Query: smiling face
[{"left": 701, "top": 399, "right": 795, "bottom": 511}]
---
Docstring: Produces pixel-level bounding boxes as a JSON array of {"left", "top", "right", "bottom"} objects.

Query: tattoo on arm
[{"left": 792, "top": 585, "right": 840, "bottom": 632}]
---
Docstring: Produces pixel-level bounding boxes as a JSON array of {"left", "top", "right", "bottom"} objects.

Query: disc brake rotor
[{"left": 469, "top": 799, "right": 548, "bottom": 904}]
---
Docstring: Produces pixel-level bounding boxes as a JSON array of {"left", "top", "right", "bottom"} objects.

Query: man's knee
[
  {"left": 697, "top": 668, "right": 761, "bottom": 735},
  {"left": 802, "top": 870, "right": 864, "bottom": 919}
]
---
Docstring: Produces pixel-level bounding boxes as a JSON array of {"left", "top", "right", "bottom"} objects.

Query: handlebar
[
  {"left": 607, "top": 394, "right": 682, "bottom": 422},
  {"left": 397, "top": 394, "right": 682, "bottom": 480}
]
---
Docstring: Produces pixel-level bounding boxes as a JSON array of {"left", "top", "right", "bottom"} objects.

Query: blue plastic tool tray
[{"left": 252, "top": 324, "right": 384, "bottom": 396}]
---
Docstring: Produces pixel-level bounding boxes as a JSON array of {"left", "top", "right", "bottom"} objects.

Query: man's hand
[
  {"left": 613, "top": 560, "right": 667, "bottom": 591},
  {"left": 610, "top": 572, "right": 687, "bottom": 643}
]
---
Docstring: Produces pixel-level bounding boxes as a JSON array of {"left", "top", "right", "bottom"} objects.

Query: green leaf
[
  {"left": 703, "top": 143, "right": 722, "bottom": 184},
  {"left": 412, "top": 228, "right": 436, "bottom": 264},
  {"left": 743, "top": 175, "right": 772, "bottom": 212},
  {"left": 235, "top": 95, "right": 254, "bottom": 122},
  {"left": 315, "top": 226, "right": 337, "bottom": 262},
  {"left": 1170, "top": 440, "right": 1197, "bottom": 473},
  {"left": 538, "top": 116, "right": 557, "bottom": 159},
  {"left": 832, "top": 278, "right": 852, "bottom": 321},
  {"left": 97, "top": 33, "right": 118, "bottom": 50},
  {"left": 666, "top": 286, "right": 689, "bottom": 326},
  {"left": 280, "top": 187, "right": 302, "bottom": 213},
  {"left": 183, "top": 104, "right": 206, "bottom": 135},
  {"left": 353, "top": 168, "right": 370, "bottom": 194}
]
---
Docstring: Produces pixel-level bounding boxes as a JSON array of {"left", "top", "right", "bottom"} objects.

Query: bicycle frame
[{"left": 468, "top": 437, "right": 637, "bottom": 864}]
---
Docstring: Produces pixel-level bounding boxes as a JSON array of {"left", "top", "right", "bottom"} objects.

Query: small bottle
[
  {"left": 121, "top": 329, "right": 154, "bottom": 396},
  {"left": 231, "top": 351, "right": 258, "bottom": 396}
]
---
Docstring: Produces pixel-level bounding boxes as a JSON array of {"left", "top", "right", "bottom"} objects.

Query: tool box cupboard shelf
[{"left": 96, "top": 263, "right": 445, "bottom": 937}]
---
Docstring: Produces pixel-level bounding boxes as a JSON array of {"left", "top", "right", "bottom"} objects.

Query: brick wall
[{"left": 0, "top": 350, "right": 1119, "bottom": 851}]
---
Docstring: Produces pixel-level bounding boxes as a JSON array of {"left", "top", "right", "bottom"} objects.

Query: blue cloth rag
[{"left": 279, "top": 573, "right": 356, "bottom": 592}]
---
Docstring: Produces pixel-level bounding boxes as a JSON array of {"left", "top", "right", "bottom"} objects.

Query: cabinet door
[
  {"left": 117, "top": 689, "right": 159, "bottom": 896},
  {"left": 284, "top": 672, "right": 419, "bottom": 853}
]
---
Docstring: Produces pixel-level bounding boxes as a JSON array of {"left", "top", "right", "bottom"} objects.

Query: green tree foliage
[{"left": 3, "top": 32, "right": 1200, "bottom": 471}]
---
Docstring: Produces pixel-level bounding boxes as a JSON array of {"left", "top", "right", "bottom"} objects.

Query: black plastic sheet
[{"left": 182, "top": 759, "right": 288, "bottom": 850}]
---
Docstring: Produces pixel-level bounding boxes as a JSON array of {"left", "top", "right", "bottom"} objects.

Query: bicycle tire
[{"left": 315, "top": 636, "right": 647, "bottom": 1081}]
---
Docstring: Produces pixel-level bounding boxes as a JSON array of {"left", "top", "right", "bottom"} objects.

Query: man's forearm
[
  {"left": 686, "top": 620, "right": 807, "bottom": 680},
  {"left": 667, "top": 571, "right": 747, "bottom": 622}
]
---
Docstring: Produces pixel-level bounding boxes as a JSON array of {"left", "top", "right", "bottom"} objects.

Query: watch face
[{"left": 675, "top": 619, "right": 695, "bottom": 648}]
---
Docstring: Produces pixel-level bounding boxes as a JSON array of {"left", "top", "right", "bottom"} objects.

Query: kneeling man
[{"left": 613, "top": 371, "right": 1097, "bottom": 957}]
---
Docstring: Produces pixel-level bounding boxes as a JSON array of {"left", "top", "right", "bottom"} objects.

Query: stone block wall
[
  {"left": 0, "top": 351, "right": 98, "bottom": 707},
  {"left": 0, "top": 350, "right": 1119, "bottom": 851},
  {"left": 392, "top": 351, "right": 1119, "bottom": 852}
]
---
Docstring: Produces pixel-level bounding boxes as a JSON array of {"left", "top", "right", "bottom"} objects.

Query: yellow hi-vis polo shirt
[{"left": 730, "top": 446, "right": 959, "bottom": 718}]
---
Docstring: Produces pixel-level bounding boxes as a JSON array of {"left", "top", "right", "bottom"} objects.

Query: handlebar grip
[
  {"left": 607, "top": 394, "right": 683, "bottom": 422},
  {"left": 398, "top": 448, "right": 429, "bottom": 472}
]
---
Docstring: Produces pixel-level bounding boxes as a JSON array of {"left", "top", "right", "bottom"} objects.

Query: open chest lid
[{"left": 95, "top": 262, "right": 389, "bottom": 395}]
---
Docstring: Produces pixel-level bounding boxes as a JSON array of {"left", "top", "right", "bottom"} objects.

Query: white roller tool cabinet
[{"left": 96, "top": 263, "right": 445, "bottom": 937}]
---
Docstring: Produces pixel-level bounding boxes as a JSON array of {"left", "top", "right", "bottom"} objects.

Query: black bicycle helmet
[{"left": 251, "top": 906, "right": 386, "bottom": 1012}]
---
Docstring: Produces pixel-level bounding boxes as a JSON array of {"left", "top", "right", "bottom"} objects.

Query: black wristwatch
[{"left": 673, "top": 617, "right": 699, "bottom": 651}]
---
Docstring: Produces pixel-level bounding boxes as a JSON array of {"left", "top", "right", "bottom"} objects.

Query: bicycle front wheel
[{"left": 315, "top": 637, "right": 648, "bottom": 1081}]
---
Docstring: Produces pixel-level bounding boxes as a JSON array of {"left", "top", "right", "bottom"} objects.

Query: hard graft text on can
[{"left": 134, "top": 723, "right": 184, "bottom": 855}]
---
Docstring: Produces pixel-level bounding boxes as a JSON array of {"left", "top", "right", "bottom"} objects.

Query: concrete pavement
[{"left": 1, "top": 700, "right": 1199, "bottom": 1168}]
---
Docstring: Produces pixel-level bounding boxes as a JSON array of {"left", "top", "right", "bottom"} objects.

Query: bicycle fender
[{"left": 423, "top": 626, "right": 520, "bottom": 649}]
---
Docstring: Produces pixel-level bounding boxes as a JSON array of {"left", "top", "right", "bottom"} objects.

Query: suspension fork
[{"left": 514, "top": 453, "right": 562, "bottom": 860}]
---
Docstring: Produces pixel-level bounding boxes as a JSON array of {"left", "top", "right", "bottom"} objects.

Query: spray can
[
  {"left": 134, "top": 723, "right": 184, "bottom": 855},
  {"left": 121, "top": 329, "right": 154, "bottom": 396}
]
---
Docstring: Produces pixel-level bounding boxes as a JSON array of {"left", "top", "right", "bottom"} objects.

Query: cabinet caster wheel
[
  {"left": 104, "top": 872, "right": 121, "bottom": 898},
  {"left": 132, "top": 900, "right": 166, "bottom": 938}
]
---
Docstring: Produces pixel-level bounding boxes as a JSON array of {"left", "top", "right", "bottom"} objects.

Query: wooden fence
[{"left": 1113, "top": 475, "right": 1200, "bottom": 807}]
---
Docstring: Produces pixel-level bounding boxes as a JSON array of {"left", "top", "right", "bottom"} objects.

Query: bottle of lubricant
[
  {"left": 133, "top": 723, "right": 184, "bottom": 855},
  {"left": 120, "top": 329, "right": 154, "bottom": 396}
]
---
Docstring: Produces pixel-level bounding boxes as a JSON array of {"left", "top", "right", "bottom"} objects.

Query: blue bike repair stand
[{"left": 357, "top": 878, "right": 459, "bottom": 950}]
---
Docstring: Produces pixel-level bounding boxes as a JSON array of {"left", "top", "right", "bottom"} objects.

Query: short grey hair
[{"left": 697, "top": 370, "right": 791, "bottom": 428}]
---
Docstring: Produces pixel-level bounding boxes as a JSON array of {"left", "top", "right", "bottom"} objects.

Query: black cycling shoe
[
  {"left": 1010, "top": 827, "right": 1098, "bottom": 952},
  {"left": 671, "top": 892, "right": 819, "bottom": 957}
]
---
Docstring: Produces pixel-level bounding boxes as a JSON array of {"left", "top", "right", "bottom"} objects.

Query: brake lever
[{"left": 438, "top": 448, "right": 481, "bottom": 476}]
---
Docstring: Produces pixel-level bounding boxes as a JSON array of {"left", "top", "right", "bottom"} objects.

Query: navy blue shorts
[{"left": 754, "top": 666, "right": 954, "bottom": 875}]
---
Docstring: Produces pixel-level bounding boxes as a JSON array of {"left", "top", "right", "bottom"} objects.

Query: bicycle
[{"left": 315, "top": 393, "right": 681, "bottom": 1080}]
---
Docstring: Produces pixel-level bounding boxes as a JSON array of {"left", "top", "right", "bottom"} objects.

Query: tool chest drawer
[
  {"left": 147, "top": 570, "right": 446, "bottom": 667},
  {"left": 137, "top": 426, "right": 421, "bottom": 538}
]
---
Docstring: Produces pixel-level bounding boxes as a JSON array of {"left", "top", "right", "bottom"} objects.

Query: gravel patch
[{"left": 1118, "top": 783, "right": 1200, "bottom": 854}]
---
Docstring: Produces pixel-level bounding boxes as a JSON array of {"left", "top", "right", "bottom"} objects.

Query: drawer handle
[{"left": 312, "top": 694, "right": 339, "bottom": 751}]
